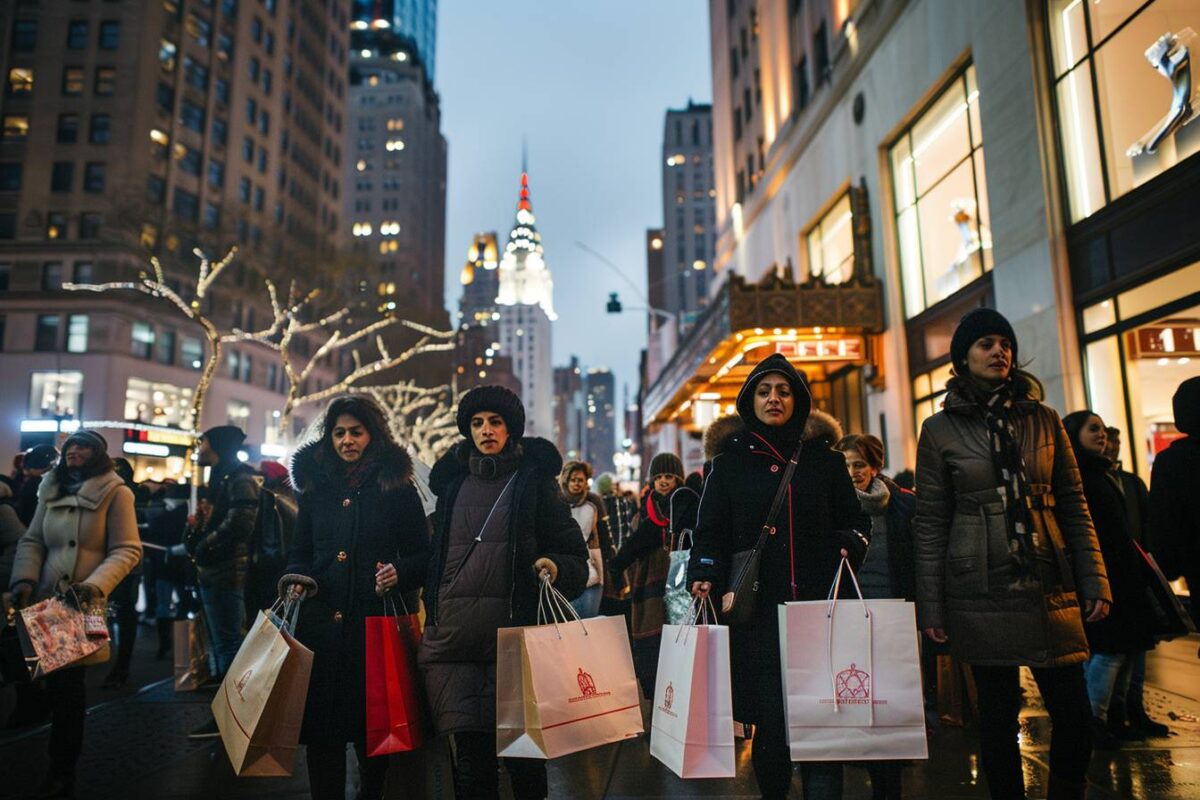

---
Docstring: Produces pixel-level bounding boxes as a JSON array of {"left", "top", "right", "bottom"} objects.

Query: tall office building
[
  {"left": 350, "top": 0, "right": 436, "bottom": 84},
  {"left": 661, "top": 102, "right": 715, "bottom": 331},
  {"left": 552, "top": 356, "right": 584, "bottom": 461},
  {"left": 495, "top": 170, "right": 554, "bottom": 438},
  {"left": 584, "top": 367, "right": 616, "bottom": 474},
  {"left": 0, "top": 0, "right": 348, "bottom": 474},
  {"left": 454, "top": 231, "right": 518, "bottom": 393}
]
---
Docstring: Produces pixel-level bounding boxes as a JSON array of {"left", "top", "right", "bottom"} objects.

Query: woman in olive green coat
[{"left": 914, "top": 308, "right": 1109, "bottom": 800}]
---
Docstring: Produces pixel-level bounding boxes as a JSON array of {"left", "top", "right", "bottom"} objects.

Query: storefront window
[
  {"left": 912, "top": 362, "right": 953, "bottom": 434},
  {"left": 1079, "top": 260, "right": 1200, "bottom": 479},
  {"left": 124, "top": 377, "right": 193, "bottom": 426},
  {"left": 1048, "top": 0, "right": 1200, "bottom": 222},
  {"left": 803, "top": 192, "right": 854, "bottom": 284},
  {"left": 29, "top": 371, "right": 83, "bottom": 418},
  {"left": 890, "top": 65, "right": 992, "bottom": 318}
]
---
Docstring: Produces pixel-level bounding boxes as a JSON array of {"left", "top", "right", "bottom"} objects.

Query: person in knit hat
[
  {"left": 17, "top": 444, "right": 60, "bottom": 525},
  {"left": 183, "top": 424, "right": 260, "bottom": 739},
  {"left": 609, "top": 450, "right": 699, "bottom": 698}
]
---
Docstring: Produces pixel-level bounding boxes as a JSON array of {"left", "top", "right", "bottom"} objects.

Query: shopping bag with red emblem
[
  {"left": 650, "top": 597, "right": 734, "bottom": 778},
  {"left": 365, "top": 594, "right": 427, "bottom": 755},
  {"left": 213, "top": 599, "right": 314, "bottom": 776},
  {"left": 779, "top": 558, "right": 927, "bottom": 761},
  {"left": 496, "top": 576, "right": 643, "bottom": 759}
]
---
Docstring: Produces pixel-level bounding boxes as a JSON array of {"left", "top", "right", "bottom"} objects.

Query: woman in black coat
[
  {"left": 688, "top": 353, "right": 870, "bottom": 800},
  {"left": 283, "top": 395, "right": 431, "bottom": 800},
  {"left": 1062, "top": 410, "right": 1156, "bottom": 746}
]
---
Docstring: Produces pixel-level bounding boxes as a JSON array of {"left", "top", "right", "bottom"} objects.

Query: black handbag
[
  {"left": 724, "top": 441, "right": 803, "bottom": 626},
  {"left": 1135, "top": 541, "right": 1197, "bottom": 641}
]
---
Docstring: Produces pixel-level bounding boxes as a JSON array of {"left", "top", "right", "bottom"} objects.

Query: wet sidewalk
[{"left": 1, "top": 636, "right": 1198, "bottom": 799}]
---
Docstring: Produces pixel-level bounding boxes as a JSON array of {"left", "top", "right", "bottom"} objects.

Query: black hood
[
  {"left": 429, "top": 436, "right": 563, "bottom": 497},
  {"left": 1175, "top": 376, "right": 1200, "bottom": 436},
  {"left": 289, "top": 438, "right": 413, "bottom": 495},
  {"left": 735, "top": 352, "right": 812, "bottom": 447}
]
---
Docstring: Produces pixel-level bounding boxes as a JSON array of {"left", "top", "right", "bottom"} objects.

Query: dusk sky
[{"left": 437, "top": 2, "right": 712, "bottom": 433}]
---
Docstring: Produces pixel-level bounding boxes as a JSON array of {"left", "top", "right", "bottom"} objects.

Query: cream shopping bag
[
  {"left": 213, "top": 600, "right": 314, "bottom": 776},
  {"left": 779, "top": 558, "right": 928, "bottom": 761},
  {"left": 650, "top": 597, "right": 734, "bottom": 778},
  {"left": 496, "top": 577, "right": 643, "bottom": 759}
]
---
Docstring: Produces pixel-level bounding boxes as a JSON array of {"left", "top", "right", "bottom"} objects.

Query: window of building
[
  {"left": 245, "top": 98, "right": 257, "bottom": 124},
  {"left": 253, "top": 186, "right": 264, "bottom": 211},
  {"left": 83, "top": 162, "right": 106, "bottom": 193},
  {"left": 1046, "top": 0, "right": 1200, "bottom": 223},
  {"left": 212, "top": 117, "right": 227, "bottom": 147},
  {"left": 146, "top": 173, "right": 165, "bottom": 203},
  {"left": 159, "top": 38, "right": 177, "bottom": 72},
  {"left": 46, "top": 212, "right": 68, "bottom": 239},
  {"left": 62, "top": 67, "right": 84, "bottom": 96},
  {"left": 259, "top": 110, "right": 269, "bottom": 135},
  {"left": 0, "top": 163, "right": 21, "bottom": 192},
  {"left": 57, "top": 114, "right": 79, "bottom": 143},
  {"left": 203, "top": 203, "right": 220, "bottom": 229},
  {"left": 35, "top": 316, "right": 60, "bottom": 352},
  {"left": 208, "top": 159, "right": 225, "bottom": 188},
  {"left": 181, "top": 101, "right": 205, "bottom": 132},
  {"left": 804, "top": 192, "right": 855, "bottom": 284},
  {"left": 79, "top": 213, "right": 101, "bottom": 239},
  {"left": 156, "top": 82, "right": 174, "bottom": 112},
  {"left": 242, "top": 136, "right": 254, "bottom": 163},
  {"left": 156, "top": 329, "right": 176, "bottom": 364},
  {"left": 30, "top": 371, "right": 83, "bottom": 418},
  {"left": 42, "top": 262, "right": 64, "bottom": 290},
  {"left": 226, "top": 399, "right": 250, "bottom": 429},
  {"left": 66, "top": 314, "right": 89, "bottom": 353},
  {"left": 89, "top": 114, "right": 111, "bottom": 143},
  {"left": 814, "top": 21, "right": 830, "bottom": 83},
  {"left": 889, "top": 64, "right": 992, "bottom": 318},
  {"left": 181, "top": 336, "right": 203, "bottom": 369},
  {"left": 67, "top": 19, "right": 89, "bottom": 49},
  {"left": 98, "top": 20, "right": 120, "bottom": 50},
  {"left": 794, "top": 56, "right": 810, "bottom": 113},
  {"left": 173, "top": 187, "right": 198, "bottom": 221},
  {"left": 256, "top": 148, "right": 267, "bottom": 173},
  {"left": 124, "top": 377, "right": 193, "bottom": 426},
  {"left": 12, "top": 19, "right": 37, "bottom": 51},
  {"left": 131, "top": 322, "right": 154, "bottom": 358},
  {"left": 94, "top": 67, "right": 115, "bottom": 96},
  {"left": 72, "top": 262, "right": 94, "bottom": 283},
  {"left": 187, "top": 13, "right": 210, "bottom": 46},
  {"left": 184, "top": 56, "right": 208, "bottom": 90},
  {"left": 239, "top": 177, "right": 251, "bottom": 203},
  {"left": 2, "top": 115, "right": 29, "bottom": 140},
  {"left": 7, "top": 67, "right": 33, "bottom": 96},
  {"left": 179, "top": 146, "right": 202, "bottom": 176},
  {"left": 214, "top": 77, "right": 230, "bottom": 106},
  {"left": 0, "top": 214, "right": 14, "bottom": 240}
]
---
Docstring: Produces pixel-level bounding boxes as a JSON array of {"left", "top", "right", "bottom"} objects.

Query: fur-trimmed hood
[
  {"left": 429, "top": 436, "right": 563, "bottom": 497},
  {"left": 289, "top": 439, "right": 414, "bottom": 495},
  {"left": 707, "top": 409, "right": 846, "bottom": 459}
]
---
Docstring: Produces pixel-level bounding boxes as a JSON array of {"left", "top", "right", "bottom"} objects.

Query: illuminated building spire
[{"left": 496, "top": 168, "right": 556, "bottom": 319}]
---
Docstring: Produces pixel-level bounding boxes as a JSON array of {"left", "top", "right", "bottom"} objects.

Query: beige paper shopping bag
[
  {"left": 212, "top": 603, "right": 313, "bottom": 776},
  {"left": 173, "top": 618, "right": 211, "bottom": 692},
  {"left": 496, "top": 580, "right": 642, "bottom": 759}
]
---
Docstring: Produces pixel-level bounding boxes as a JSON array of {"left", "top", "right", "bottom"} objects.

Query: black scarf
[
  {"left": 469, "top": 442, "right": 521, "bottom": 480},
  {"left": 950, "top": 375, "right": 1038, "bottom": 587}
]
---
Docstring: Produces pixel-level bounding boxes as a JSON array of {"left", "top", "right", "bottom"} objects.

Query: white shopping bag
[
  {"left": 779, "top": 558, "right": 927, "bottom": 761},
  {"left": 650, "top": 598, "right": 735, "bottom": 778},
  {"left": 496, "top": 577, "right": 643, "bottom": 759},
  {"left": 212, "top": 600, "right": 313, "bottom": 776}
]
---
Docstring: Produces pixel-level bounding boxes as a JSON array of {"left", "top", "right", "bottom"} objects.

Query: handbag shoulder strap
[{"left": 751, "top": 441, "right": 804, "bottom": 554}]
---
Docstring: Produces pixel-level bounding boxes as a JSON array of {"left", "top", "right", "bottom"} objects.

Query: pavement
[{"left": 1, "top": 627, "right": 1198, "bottom": 799}]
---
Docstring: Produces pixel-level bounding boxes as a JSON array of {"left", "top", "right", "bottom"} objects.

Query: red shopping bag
[{"left": 365, "top": 595, "right": 426, "bottom": 755}]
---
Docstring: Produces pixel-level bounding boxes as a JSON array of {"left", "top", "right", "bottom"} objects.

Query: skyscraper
[
  {"left": 661, "top": 102, "right": 715, "bottom": 332},
  {"left": 495, "top": 171, "right": 554, "bottom": 438},
  {"left": 584, "top": 368, "right": 616, "bottom": 473},
  {"left": 350, "top": 0, "right": 437, "bottom": 84},
  {"left": 552, "top": 356, "right": 584, "bottom": 461}
]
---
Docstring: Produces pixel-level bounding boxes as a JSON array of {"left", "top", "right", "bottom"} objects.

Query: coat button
[
  {"left": 770, "top": 464, "right": 780, "bottom": 473},
  {"left": 68, "top": 540, "right": 76, "bottom": 547},
  {"left": 342, "top": 498, "right": 351, "bottom": 508},
  {"left": 336, "top": 551, "right": 348, "bottom": 562},
  {"left": 333, "top": 611, "right": 343, "bottom": 622}
]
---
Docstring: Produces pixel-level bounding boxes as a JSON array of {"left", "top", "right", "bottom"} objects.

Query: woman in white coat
[{"left": 7, "top": 430, "right": 141, "bottom": 799}]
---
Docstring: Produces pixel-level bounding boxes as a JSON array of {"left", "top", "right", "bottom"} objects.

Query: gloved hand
[
  {"left": 833, "top": 529, "right": 870, "bottom": 570},
  {"left": 9, "top": 581, "right": 34, "bottom": 611},
  {"left": 70, "top": 582, "right": 103, "bottom": 607},
  {"left": 278, "top": 573, "right": 317, "bottom": 601},
  {"left": 533, "top": 558, "right": 558, "bottom": 584}
]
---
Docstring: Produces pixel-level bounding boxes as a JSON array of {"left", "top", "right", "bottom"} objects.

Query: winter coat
[
  {"left": 0, "top": 498, "right": 25, "bottom": 591},
  {"left": 1075, "top": 452, "right": 1155, "bottom": 654},
  {"left": 914, "top": 388, "right": 1110, "bottom": 668},
  {"left": 419, "top": 437, "right": 588, "bottom": 735},
  {"left": 184, "top": 460, "right": 259, "bottom": 589},
  {"left": 1149, "top": 436, "right": 1200, "bottom": 595},
  {"left": 610, "top": 486, "right": 700, "bottom": 639},
  {"left": 1112, "top": 467, "right": 1149, "bottom": 546},
  {"left": 286, "top": 441, "right": 430, "bottom": 745},
  {"left": 687, "top": 410, "right": 869, "bottom": 725},
  {"left": 9, "top": 470, "right": 142, "bottom": 666},
  {"left": 856, "top": 477, "right": 917, "bottom": 601}
]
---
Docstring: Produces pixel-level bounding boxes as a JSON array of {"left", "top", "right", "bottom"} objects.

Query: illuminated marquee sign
[{"left": 766, "top": 337, "right": 865, "bottom": 362}]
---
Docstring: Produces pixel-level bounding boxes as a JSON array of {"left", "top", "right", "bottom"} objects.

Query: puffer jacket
[
  {"left": 184, "top": 460, "right": 259, "bottom": 588},
  {"left": 914, "top": 387, "right": 1110, "bottom": 668},
  {"left": 419, "top": 437, "right": 588, "bottom": 735},
  {"left": 9, "top": 469, "right": 142, "bottom": 666},
  {"left": 286, "top": 439, "right": 429, "bottom": 744}
]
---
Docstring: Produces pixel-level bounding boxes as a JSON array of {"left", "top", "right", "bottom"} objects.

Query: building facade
[
  {"left": 552, "top": 356, "right": 584, "bottom": 461},
  {"left": 661, "top": 101, "right": 717, "bottom": 332},
  {"left": 650, "top": 0, "right": 1200, "bottom": 482},
  {"left": 453, "top": 231, "right": 518, "bottom": 393},
  {"left": 584, "top": 367, "right": 617, "bottom": 474},
  {"left": 0, "top": 0, "right": 349, "bottom": 477},
  {"left": 350, "top": 0, "right": 435, "bottom": 84}
]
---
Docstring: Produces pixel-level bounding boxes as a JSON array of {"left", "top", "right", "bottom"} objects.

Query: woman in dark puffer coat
[
  {"left": 283, "top": 395, "right": 431, "bottom": 800},
  {"left": 914, "top": 308, "right": 1109, "bottom": 800},
  {"left": 688, "top": 353, "right": 870, "bottom": 800}
]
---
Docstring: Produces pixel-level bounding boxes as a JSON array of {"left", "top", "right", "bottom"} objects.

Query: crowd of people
[{"left": 1, "top": 305, "right": 1197, "bottom": 800}]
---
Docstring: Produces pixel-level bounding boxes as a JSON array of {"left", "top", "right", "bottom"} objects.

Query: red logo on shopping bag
[
  {"left": 835, "top": 663, "right": 870, "bottom": 702},
  {"left": 657, "top": 681, "right": 678, "bottom": 718},
  {"left": 235, "top": 669, "right": 253, "bottom": 700},
  {"left": 568, "top": 667, "right": 612, "bottom": 703}
]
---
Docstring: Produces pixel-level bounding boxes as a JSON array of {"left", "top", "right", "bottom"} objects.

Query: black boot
[
  {"left": 1106, "top": 704, "right": 1145, "bottom": 741},
  {"left": 1129, "top": 706, "right": 1170, "bottom": 737},
  {"left": 1091, "top": 716, "right": 1121, "bottom": 749},
  {"left": 156, "top": 618, "right": 172, "bottom": 661}
]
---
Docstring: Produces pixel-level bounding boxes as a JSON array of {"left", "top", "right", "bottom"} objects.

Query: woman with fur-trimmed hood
[{"left": 282, "top": 395, "right": 430, "bottom": 800}]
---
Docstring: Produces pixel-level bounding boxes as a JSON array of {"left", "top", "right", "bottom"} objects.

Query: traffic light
[{"left": 606, "top": 292, "right": 622, "bottom": 314}]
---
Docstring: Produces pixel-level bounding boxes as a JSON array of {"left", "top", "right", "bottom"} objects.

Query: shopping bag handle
[
  {"left": 276, "top": 595, "right": 303, "bottom": 636},
  {"left": 675, "top": 594, "right": 718, "bottom": 643},
  {"left": 826, "top": 556, "right": 869, "bottom": 617},
  {"left": 536, "top": 572, "right": 588, "bottom": 639},
  {"left": 382, "top": 591, "right": 412, "bottom": 619},
  {"left": 824, "top": 557, "right": 873, "bottom": 722}
]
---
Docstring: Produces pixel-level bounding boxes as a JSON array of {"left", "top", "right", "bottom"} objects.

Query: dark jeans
[
  {"left": 865, "top": 762, "right": 904, "bottom": 800},
  {"left": 306, "top": 741, "right": 388, "bottom": 800},
  {"left": 46, "top": 666, "right": 87, "bottom": 778},
  {"left": 751, "top": 656, "right": 843, "bottom": 799},
  {"left": 453, "top": 731, "right": 547, "bottom": 799},
  {"left": 971, "top": 664, "right": 1092, "bottom": 799},
  {"left": 199, "top": 583, "right": 245, "bottom": 677},
  {"left": 107, "top": 573, "right": 140, "bottom": 674}
]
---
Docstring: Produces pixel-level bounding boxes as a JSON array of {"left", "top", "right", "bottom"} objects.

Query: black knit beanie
[
  {"left": 201, "top": 425, "right": 246, "bottom": 459},
  {"left": 950, "top": 307, "right": 1018, "bottom": 373},
  {"left": 647, "top": 452, "right": 685, "bottom": 483},
  {"left": 457, "top": 385, "right": 526, "bottom": 441},
  {"left": 62, "top": 429, "right": 108, "bottom": 455}
]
